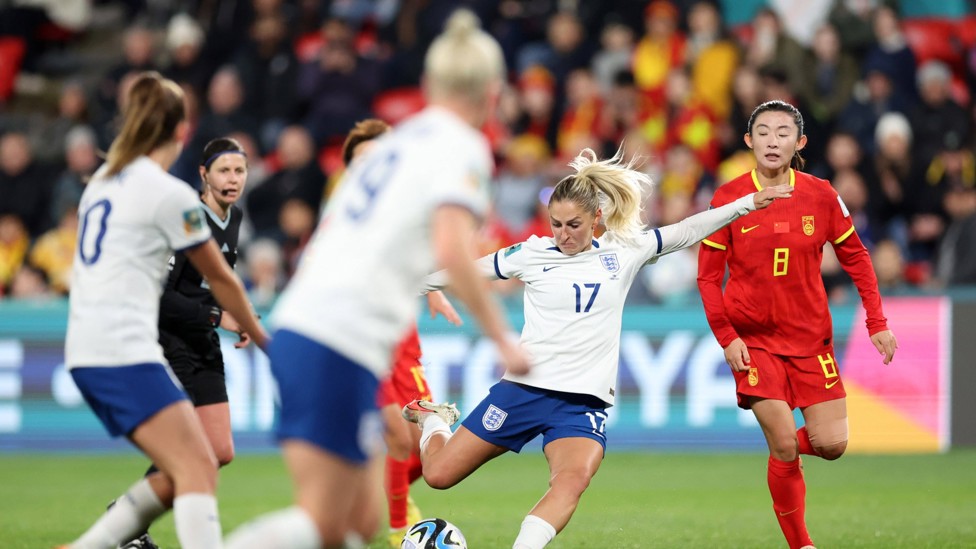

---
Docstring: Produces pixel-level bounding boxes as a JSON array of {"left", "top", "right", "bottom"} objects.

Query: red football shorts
[
  {"left": 732, "top": 346, "right": 846, "bottom": 409},
  {"left": 377, "top": 332, "right": 432, "bottom": 408}
]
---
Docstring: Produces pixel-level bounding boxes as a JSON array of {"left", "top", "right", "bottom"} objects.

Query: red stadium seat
[
  {"left": 0, "top": 37, "right": 26, "bottom": 101},
  {"left": 902, "top": 18, "right": 963, "bottom": 66},
  {"left": 372, "top": 87, "right": 426, "bottom": 125},
  {"left": 318, "top": 143, "right": 344, "bottom": 175},
  {"left": 956, "top": 16, "right": 976, "bottom": 48}
]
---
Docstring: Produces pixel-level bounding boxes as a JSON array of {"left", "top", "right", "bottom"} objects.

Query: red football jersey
[
  {"left": 697, "top": 169, "right": 888, "bottom": 357},
  {"left": 378, "top": 325, "right": 432, "bottom": 407}
]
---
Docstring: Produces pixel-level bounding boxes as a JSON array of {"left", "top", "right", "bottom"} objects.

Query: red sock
[
  {"left": 796, "top": 427, "right": 819, "bottom": 456},
  {"left": 406, "top": 452, "right": 423, "bottom": 484},
  {"left": 767, "top": 456, "right": 813, "bottom": 549},
  {"left": 386, "top": 456, "right": 410, "bottom": 529}
]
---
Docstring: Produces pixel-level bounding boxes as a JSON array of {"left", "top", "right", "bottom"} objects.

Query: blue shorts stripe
[
  {"left": 269, "top": 329, "right": 383, "bottom": 464},
  {"left": 462, "top": 381, "right": 608, "bottom": 453},
  {"left": 71, "top": 363, "right": 188, "bottom": 437}
]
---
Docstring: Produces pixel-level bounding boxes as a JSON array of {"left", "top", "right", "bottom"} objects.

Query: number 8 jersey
[{"left": 66, "top": 157, "right": 212, "bottom": 368}]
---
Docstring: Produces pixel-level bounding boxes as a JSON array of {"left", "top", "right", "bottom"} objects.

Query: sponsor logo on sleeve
[{"left": 504, "top": 243, "right": 522, "bottom": 257}]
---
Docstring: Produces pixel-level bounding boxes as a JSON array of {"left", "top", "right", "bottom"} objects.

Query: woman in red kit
[{"left": 697, "top": 100, "right": 898, "bottom": 549}]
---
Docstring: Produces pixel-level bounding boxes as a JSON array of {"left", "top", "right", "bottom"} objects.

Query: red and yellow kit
[
  {"left": 378, "top": 326, "right": 432, "bottom": 407},
  {"left": 698, "top": 169, "right": 888, "bottom": 357}
]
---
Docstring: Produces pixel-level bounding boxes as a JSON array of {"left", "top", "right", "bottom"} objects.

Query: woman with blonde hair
[
  {"left": 407, "top": 146, "right": 791, "bottom": 548},
  {"left": 63, "top": 71, "right": 267, "bottom": 549}
]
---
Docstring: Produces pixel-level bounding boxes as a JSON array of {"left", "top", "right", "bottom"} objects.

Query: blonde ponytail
[
  {"left": 105, "top": 71, "right": 185, "bottom": 176},
  {"left": 550, "top": 146, "right": 651, "bottom": 242},
  {"left": 424, "top": 9, "right": 505, "bottom": 101}
]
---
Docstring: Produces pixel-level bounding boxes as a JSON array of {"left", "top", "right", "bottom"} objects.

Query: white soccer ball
[{"left": 400, "top": 518, "right": 467, "bottom": 549}]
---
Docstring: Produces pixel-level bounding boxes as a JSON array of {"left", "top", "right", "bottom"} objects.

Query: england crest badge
[
  {"left": 482, "top": 405, "right": 508, "bottom": 431},
  {"left": 599, "top": 253, "right": 620, "bottom": 273}
]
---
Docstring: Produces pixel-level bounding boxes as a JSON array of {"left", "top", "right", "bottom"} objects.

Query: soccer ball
[{"left": 400, "top": 518, "right": 467, "bottom": 549}]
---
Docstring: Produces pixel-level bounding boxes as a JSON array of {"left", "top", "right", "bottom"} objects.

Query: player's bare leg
[
  {"left": 800, "top": 398, "right": 848, "bottom": 460},
  {"left": 751, "top": 397, "right": 814, "bottom": 549},
  {"left": 512, "top": 437, "right": 603, "bottom": 549},
  {"left": 382, "top": 402, "right": 422, "bottom": 546},
  {"left": 196, "top": 401, "right": 235, "bottom": 466}
]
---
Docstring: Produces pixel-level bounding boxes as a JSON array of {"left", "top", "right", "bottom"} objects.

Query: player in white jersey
[
  {"left": 224, "top": 11, "right": 529, "bottom": 549},
  {"left": 405, "top": 147, "right": 792, "bottom": 549},
  {"left": 62, "top": 72, "right": 267, "bottom": 549}
]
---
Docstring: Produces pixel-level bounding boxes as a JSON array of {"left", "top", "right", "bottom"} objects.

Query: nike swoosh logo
[
  {"left": 778, "top": 508, "right": 799, "bottom": 516},
  {"left": 542, "top": 266, "right": 560, "bottom": 272},
  {"left": 741, "top": 225, "right": 760, "bottom": 234},
  {"left": 825, "top": 379, "right": 840, "bottom": 389}
]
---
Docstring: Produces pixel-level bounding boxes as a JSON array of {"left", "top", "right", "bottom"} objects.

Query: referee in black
[{"left": 121, "top": 137, "right": 253, "bottom": 549}]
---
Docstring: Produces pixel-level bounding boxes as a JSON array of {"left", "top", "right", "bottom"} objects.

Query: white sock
[
  {"left": 71, "top": 478, "right": 166, "bottom": 549},
  {"left": 512, "top": 515, "right": 556, "bottom": 549},
  {"left": 224, "top": 506, "right": 321, "bottom": 549},
  {"left": 173, "top": 493, "right": 221, "bottom": 549},
  {"left": 419, "top": 415, "right": 451, "bottom": 454}
]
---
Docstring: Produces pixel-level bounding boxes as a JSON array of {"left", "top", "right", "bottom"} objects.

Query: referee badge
[{"left": 482, "top": 405, "right": 508, "bottom": 431}]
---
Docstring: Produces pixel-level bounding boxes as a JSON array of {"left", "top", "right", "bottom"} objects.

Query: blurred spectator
[
  {"left": 243, "top": 238, "right": 286, "bottom": 308},
  {"left": 183, "top": 65, "right": 260, "bottom": 177},
  {"left": 833, "top": 168, "right": 876, "bottom": 247},
  {"left": 862, "top": 5, "right": 917, "bottom": 108},
  {"left": 233, "top": 12, "right": 299, "bottom": 152},
  {"left": 163, "top": 13, "right": 212, "bottom": 98},
  {"left": 95, "top": 69, "right": 142, "bottom": 149},
  {"left": 686, "top": 0, "right": 739, "bottom": 120},
  {"left": 0, "top": 214, "right": 29, "bottom": 292},
  {"left": 278, "top": 198, "right": 316, "bottom": 277},
  {"left": 639, "top": 193, "right": 699, "bottom": 305},
  {"left": 31, "top": 80, "right": 91, "bottom": 166},
  {"left": 796, "top": 23, "right": 860, "bottom": 129},
  {"left": 599, "top": 70, "right": 646, "bottom": 150},
  {"left": 810, "top": 131, "right": 865, "bottom": 181},
  {"left": 870, "top": 112, "right": 913, "bottom": 242},
  {"left": 910, "top": 60, "right": 971, "bottom": 166},
  {"left": 297, "top": 37, "right": 381, "bottom": 145},
  {"left": 0, "top": 131, "right": 53, "bottom": 237},
  {"left": 492, "top": 134, "right": 550, "bottom": 240},
  {"left": 246, "top": 125, "right": 325, "bottom": 240},
  {"left": 96, "top": 25, "right": 157, "bottom": 125},
  {"left": 721, "top": 65, "right": 763, "bottom": 156},
  {"left": 657, "top": 143, "right": 713, "bottom": 202},
  {"left": 591, "top": 16, "right": 635, "bottom": 94},
  {"left": 557, "top": 68, "right": 604, "bottom": 159},
  {"left": 50, "top": 125, "right": 100, "bottom": 223},
  {"left": 743, "top": 8, "right": 806, "bottom": 86},
  {"left": 907, "top": 142, "right": 976, "bottom": 266},
  {"left": 28, "top": 208, "right": 78, "bottom": 295},
  {"left": 665, "top": 68, "right": 721, "bottom": 171},
  {"left": 8, "top": 264, "right": 54, "bottom": 300},
  {"left": 872, "top": 239, "right": 908, "bottom": 292},
  {"left": 517, "top": 10, "right": 594, "bottom": 88},
  {"left": 513, "top": 65, "right": 558, "bottom": 149},
  {"left": 935, "top": 181, "right": 976, "bottom": 286},
  {"left": 632, "top": 0, "right": 685, "bottom": 105},
  {"left": 827, "top": 0, "right": 879, "bottom": 60},
  {"left": 168, "top": 81, "right": 204, "bottom": 186},
  {"left": 838, "top": 60, "right": 911, "bottom": 154}
]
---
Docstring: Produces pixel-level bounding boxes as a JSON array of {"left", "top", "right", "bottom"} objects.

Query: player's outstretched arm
[
  {"left": 432, "top": 205, "right": 529, "bottom": 375},
  {"left": 186, "top": 240, "right": 269, "bottom": 350},
  {"left": 426, "top": 291, "right": 463, "bottom": 326}
]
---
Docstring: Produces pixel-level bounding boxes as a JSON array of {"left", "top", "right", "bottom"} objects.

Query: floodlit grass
[{"left": 3, "top": 450, "right": 975, "bottom": 548}]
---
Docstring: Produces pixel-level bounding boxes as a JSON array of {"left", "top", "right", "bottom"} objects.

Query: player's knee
[
  {"left": 422, "top": 465, "right": 460, "bottom": 490},
  {"left": 816, "top": 439, "right": 847, "bottom": 461},
  {"left": 769, "top": 434, "right": 800, "bottom": 461},
  {"left": 551, "top": 469, "right": 592, "bottom": 499},
  {"left": 214, "top": 443, "right": 234, "bottom": 467}
]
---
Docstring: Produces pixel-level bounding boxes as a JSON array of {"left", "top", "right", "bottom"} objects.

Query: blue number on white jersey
[
  {"left": 346, "top": 150, "right": 399, "bottom": 221},
  {"left": 572, "top": 282, "right": 601, "bottom": 313},
  {"left": 78, "top": 199, "right": 112, "bottom": 265}
]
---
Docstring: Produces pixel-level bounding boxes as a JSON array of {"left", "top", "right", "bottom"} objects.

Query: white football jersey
[
  {"left": 271, "top": 106, "right": 491, "bottom": 377},
  {"left": 66, "top": 156, "right": 212, "bottom": 368},
  {"left": 426, "top": 193, "right": 756, "bottom": 404}
]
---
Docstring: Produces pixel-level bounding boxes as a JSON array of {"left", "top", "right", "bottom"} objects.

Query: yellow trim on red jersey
[
  {"left": 833, "top": 225, "right": 856, "bottom": 244},
  {"left": 750, "top": 168, "right": 795, "bottom": 191},
  {"left": 702, "top": 238, "right": 727, "bottom": 250}
]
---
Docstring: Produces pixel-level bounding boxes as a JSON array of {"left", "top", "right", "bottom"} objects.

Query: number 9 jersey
[{"left": 66, "top": 157, "right": 212, "bottom": 369}]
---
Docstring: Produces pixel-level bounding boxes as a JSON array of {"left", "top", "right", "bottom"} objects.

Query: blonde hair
[
  {"left": 550, "top": 146, "right": 650, "bottom": 242},
  {"left": 424, "top": 9, "right": 505, "bottom": 101},
  {"left": 105, "top": 71, "right": 185, "bottom": 176}
]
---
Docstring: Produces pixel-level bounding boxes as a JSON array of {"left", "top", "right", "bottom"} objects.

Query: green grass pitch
[{"left": 2, "top": 450, "right": 974, "bottom": 548}]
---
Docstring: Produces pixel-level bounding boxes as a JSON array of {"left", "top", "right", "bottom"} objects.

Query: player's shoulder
[
  {"left": 711, "top": 172, "right": 755, "bottom": 204},
  {"left": 795, "top": 170, "right": 834, "bottom": 192}
]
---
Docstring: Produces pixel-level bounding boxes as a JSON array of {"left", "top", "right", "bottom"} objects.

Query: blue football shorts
[
  {"left": 462, "top": 380, "right": 609, "bottom": 453},
  {"left": 70, "top": 362, "right": 189, "bottom": 437},
  {"left": 269, "top": 329, "right": 383, "bottom": 464}
]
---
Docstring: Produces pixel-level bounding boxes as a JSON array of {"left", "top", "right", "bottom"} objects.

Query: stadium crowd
[{"left": 1, "top": 0, "right": 976, "bottom": 305}]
